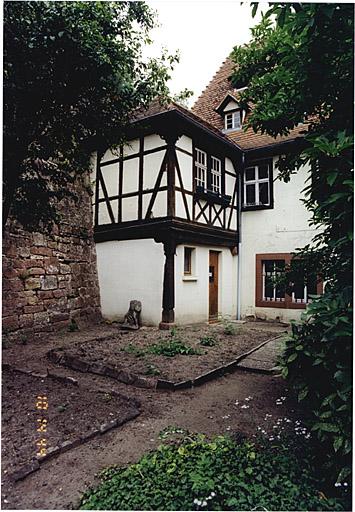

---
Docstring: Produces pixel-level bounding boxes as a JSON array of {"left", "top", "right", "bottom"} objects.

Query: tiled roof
[
  {"left": 132, "top": 55, "right": 307, "bottom": 152},
  {"left": 192, "top": 56, "right": 307, "bottom": 151},
  {"left": 132, "top": 98, "right": 234, "bottom": 143}
]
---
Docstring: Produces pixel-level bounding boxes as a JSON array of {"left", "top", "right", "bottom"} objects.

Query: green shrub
[
  {"left": 222, "top": 319, "right": 237, "bottom": 336},
  {"left": 199, "top": 336, "right": 217, "bottom": 347},
  {"left": 280, "top": 288, "right": 352, "bottom": 484},
  {"left": 80, "top": 434, "right": 348, "bottom": 511},
  {"left": 149, "top": 338, "right": 201, "bottom": 357}
]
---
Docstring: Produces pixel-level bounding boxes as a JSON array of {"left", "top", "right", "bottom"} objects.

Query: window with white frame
[
  {"left": 225, "top": 110, "right": 241, "bottom": 131},
  {"left": 289, "top": 262, "right": 318, "bottom": 304},
  {"left": 184, "top": 247, "right": 194, "bottom": 275},
  {"left": 195, "top": 148, "right": 207, "bottom": 189},
  {"left": 256, "top": 254, "right": 320, "bottom": 308},
  {"left": 211, "top": 156, "right": 222, "bottom": 193},
  {"left": 262, "top": 260, "right": 286, "bottom": 302},
  {"left": 244, "top": 162, "right": 270, "bottom": 207}
]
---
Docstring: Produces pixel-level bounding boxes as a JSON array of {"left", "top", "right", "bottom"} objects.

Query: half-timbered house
[{"left": 92, "top": 57, "right": 320, "bottom": 327}]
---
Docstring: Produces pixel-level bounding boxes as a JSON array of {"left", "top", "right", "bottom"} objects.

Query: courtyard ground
[{"left": 2, "top": 321, "right": 297, "bottom": 510}]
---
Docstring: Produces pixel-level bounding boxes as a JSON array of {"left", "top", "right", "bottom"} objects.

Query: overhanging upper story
[{"left": 93, "top": 104, "right": 243, "bottom": 249}]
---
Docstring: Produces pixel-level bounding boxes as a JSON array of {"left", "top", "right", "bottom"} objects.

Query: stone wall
[{"left": 3, "top": 173, "right": 102, "bottom": 342}]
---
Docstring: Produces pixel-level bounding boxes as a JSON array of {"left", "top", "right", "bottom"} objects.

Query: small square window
[
  {"left": 184, "top": 247, "right": 194, "bottom": 275},
  {"left": 224, "top": 110, "right": 241, "bottom": 131}
]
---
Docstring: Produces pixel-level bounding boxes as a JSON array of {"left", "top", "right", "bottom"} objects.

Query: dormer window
[{"left": 225, "top": 110, "right": 241, "bottom": 131}]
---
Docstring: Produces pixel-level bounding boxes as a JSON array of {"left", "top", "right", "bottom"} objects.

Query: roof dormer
[{"left": 215, "top": 93, "right": 244, "bottom": 133}]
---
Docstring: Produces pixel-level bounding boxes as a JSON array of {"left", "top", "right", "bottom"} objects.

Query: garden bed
[
  {"left": 48, "top": 323, "right": 284, "bottom": 388},
  {"left": 1, "top": 367, "right": 140, "bottom": 481}
]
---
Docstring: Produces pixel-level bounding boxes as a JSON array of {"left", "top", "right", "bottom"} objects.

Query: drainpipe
[{"left": 236, "top": 153, "right": 245, "bottom": 320}]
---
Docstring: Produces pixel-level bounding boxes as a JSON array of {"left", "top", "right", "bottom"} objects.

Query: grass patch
[{"left": 80, "top": 433, "right": 349, "bottom": 511}]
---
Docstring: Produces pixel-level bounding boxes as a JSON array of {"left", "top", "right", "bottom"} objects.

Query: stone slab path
[{"left": 237, "top": 336, "right": 286, "bottom": 373}]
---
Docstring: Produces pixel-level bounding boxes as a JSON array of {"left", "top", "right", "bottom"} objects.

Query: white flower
[
  {"left": 202, "top": 501, "right": 207, "bottom": 507},
  {"left": 211, "top": 492, "right": 216, "bottom": 497},
  {"left": 344, "top": 482, "right": 348, "bottom": 487}
]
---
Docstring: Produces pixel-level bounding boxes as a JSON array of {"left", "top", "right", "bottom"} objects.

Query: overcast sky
[{"left": 145, "top": 1, "right": 262, "bottom": 105}]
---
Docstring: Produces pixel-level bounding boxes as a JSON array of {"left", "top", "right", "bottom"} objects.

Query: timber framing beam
[{"left": 94, "top": 217, "right": 238, "bottom": 248}]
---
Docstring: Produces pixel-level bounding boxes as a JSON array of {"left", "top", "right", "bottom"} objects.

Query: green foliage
[
  {"left": 281, "top": 289, "right": 352, "bottom": 483},
  {"left": 68, "top": 318, "right": 79, "bottom": 332},
  {"left": 80, "top": 434, "right": 347, "bottom": 511},
  {"left": 147, "top": 328, "right": 201, "bottom": 357},
  {"left": 145, "top": 364, "right": 161, "bottom": 376},
  {"left": 4, "top": 1, "right": 177, "bottom": 228},
  {"left": 222, "top": 319, "right": 237, "bottom": 336},
  {"left": 158, "top": 425, "right": 191, "bottom": 440},
  {"left": 199, "top": 336, "right": 217, "bottom": 347},
  {"left": 231, "top": 4, "right": 353, "bottom": 484},
  {"left": 122, "top": 343, "right": 146, "bottom": 358},
  {"left": 149, "top": 338, "right": 201, "bottom": 357}
]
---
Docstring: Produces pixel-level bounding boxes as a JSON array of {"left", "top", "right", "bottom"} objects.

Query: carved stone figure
[{"left": 121, "top": 300, "right": 142, "bottom": 330}]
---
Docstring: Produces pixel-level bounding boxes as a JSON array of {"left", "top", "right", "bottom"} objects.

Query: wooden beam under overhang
[{"left": 94, "top": 217, "right": 238, "bottom": 248}]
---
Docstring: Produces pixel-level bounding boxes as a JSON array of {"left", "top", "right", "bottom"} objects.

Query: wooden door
[{"left": 209, "top": 251, "right": 219, "bottom": 320}]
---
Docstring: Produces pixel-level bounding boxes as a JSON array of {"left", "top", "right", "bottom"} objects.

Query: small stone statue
[{"left": 121, "top": 300, "right": 142, "bottom": 330}]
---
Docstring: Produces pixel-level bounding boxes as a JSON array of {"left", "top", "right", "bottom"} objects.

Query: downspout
[{"left": 236, "top": 153, "right": 245, "bottom": 320}]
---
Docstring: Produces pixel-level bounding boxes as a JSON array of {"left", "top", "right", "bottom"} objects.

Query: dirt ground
[
  {"left": 1, "top": 321, "right": 296, "bottom": 510},
  {"left": 1, "top": 367, "right": 139, "bottom": 478},
  {"left": 54, "top": 322, "right": 285, "bottom": 382}
]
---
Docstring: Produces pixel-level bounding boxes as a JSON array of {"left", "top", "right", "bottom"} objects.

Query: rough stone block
[
  {"left": 117, "top": 370, "right": 136, "bottom": 385},
  {"left": 59, "top": 263, "right": 71, "bottom": 274},
  {"left": 24, "top": 305, "right": 44, "bottom": 314},
  {"left": 100, "top": 420, "right": 118, "bottom": 433},
  {"left": 40, "top": 275, "right": 58, "bottom": 290},
  {"left": 31, "top": 247, "right": 52, "bottom": 257},
  {"left": 50, "top": 312, "right": 69, "bottom": 323},
  {"left": 12, "top": 459, "right": 40, "bottom": 482},
  {"left": 65, "top": 355, "right": 89, "bottom": 373},
  {"left": 90, "top": 362, "right": 107, "bottom": 376},
  {"left": 3, "top": 315, "right": 19, "bottom": 331},
  {"left": 28, "top": 267, "right": 46, "bottom": 276},
  {"left": 32, "top": 233, "right": 45, "bottom": 246},
  {"left": 19, "top": 314, "right": 34, "bottom": 328},
  {"left": 25, "top": 277, "right": 41, "bottom": 290}
]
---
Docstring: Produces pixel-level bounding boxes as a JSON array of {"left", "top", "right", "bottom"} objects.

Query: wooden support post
[{"left": 159, "top": 239, "right": 176, "bottom": 330}]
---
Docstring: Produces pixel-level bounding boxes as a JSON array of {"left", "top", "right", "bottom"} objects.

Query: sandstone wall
[{"left": 3, "top": 174, "right": 102, "bottom": 342}]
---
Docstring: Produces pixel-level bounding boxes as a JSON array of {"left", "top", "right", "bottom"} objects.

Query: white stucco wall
[
  {"left": 96, "top": 239, "right": 165, "bottom": 325},
  {"left": 240, "top": 159, "right": 317, "bottom": 322},
  {"left": 175, "top": 244, "right": 237, "bottom": 324}
]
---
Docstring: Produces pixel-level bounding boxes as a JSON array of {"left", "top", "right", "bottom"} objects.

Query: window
[
  {"left": 195, "top": 149, "right": 207, "bottom": 189},
  {"left": 194, "top": 148, "right": 224, "bottom": 195},
  {"left": 256, "top": 254, "right": 322, "bottom": 309},
  {"left": 211, "top": 156, "right": 221, "bottom": 193},
  {"left": 244, "top": 161, "right": 272, "bottom": 208},
  {"left": 262, "top": 260, "right": 286, "bottom": 302},
  {"left": 184, "top": 247, "right": 193, "bottom": 275},
  {"left": 225, "top": 110, "right": 241, "bottom": 131}
]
